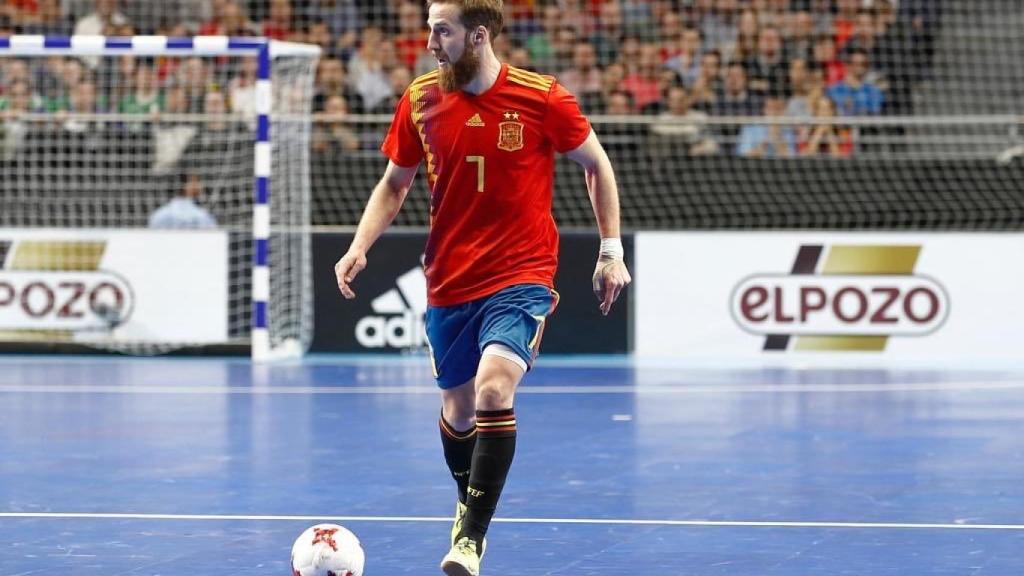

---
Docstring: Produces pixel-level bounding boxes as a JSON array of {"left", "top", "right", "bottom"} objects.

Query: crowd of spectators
[{"left": 0, "top": 0, "right": 941, "bottom": 159}]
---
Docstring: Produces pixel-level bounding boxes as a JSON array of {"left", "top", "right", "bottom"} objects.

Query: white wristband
[{"left": 599, "top": 237, "right": 624, "bottom": 260}]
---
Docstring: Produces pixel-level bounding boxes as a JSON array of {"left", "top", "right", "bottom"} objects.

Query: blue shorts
[{"left": 425, "top": 284, "right": 559, "bottom": 389}]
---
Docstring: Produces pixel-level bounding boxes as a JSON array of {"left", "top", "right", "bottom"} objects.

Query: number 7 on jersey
[{"left": 466, "top": 155, "right": 485, "bottom": 193}]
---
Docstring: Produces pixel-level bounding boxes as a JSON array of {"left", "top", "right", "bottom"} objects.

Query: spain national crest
[{"left": 498, "top": 111, "right": 524, "bottom": 151}]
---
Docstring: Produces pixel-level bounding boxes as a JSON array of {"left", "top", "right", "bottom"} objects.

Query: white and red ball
[{"left": 290, "top": 524, "right": 365, "bottom": 576}]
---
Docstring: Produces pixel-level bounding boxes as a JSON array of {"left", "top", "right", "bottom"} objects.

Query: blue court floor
[{"left": 2, "top": 355, "right": 1023, "bottom": 575}]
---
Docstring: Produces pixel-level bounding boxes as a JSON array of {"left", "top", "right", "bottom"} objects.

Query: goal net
[{"left": 0, "top": 36, "right": 319, "bottom": 359}]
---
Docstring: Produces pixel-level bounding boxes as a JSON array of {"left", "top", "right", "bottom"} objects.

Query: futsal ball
[{"left": 290, "top": 524, "right": 365, "bottom": 576}]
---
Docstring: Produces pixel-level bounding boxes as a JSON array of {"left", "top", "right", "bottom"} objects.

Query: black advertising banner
[
  {"left": 546, "top": 232, "right": 633, "bottom": 353},
  {"left": 311, "top": 231, "right": 632, "bottom": 354}
]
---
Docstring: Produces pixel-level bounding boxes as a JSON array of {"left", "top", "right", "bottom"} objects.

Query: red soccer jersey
[{"left": 381, "top": 64, "right": 591, "bottom": 307}]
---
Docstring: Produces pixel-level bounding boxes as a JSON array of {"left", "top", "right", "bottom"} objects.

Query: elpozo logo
[
  {"left": 730, "top": 244, "right": 949, "bottom": 352},
  {"left": 0, "top": 239, "right": 135, "bottom": 334}
]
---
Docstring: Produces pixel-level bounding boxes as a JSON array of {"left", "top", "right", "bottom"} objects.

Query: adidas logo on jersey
[
  {"left": 465, "top": 113, "right": 485, "bottom": 127},
  {"left": 355, "top": 267, "right": 429, "bottom": 348}
]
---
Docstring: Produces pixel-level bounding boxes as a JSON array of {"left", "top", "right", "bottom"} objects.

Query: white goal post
[{"left": 0, "top": 36, "right": 320, "bottom": 361}]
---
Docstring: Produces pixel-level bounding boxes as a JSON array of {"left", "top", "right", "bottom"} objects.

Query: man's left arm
[{"left": 564, "top": 129, "right": 632, "bottom": 316}]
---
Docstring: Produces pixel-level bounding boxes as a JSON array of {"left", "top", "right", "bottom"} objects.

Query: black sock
[
  {"left": 439, "top": 415, "right": 477, "bottom": 504},
  {"left": 462, "top": 408, "right": 517, "bottom": 545}
]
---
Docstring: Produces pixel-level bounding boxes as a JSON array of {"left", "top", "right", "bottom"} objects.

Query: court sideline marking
[
  {"left": 2, "top": 512, "right": 1023, "bottom": 531},
  {"left": 1, "top": 381, "right": 1023, "bottom": 395}
]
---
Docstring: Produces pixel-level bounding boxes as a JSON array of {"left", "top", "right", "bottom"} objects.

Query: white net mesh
[
  {"left": 268, "top": 52, "right": 316, "bottom": 356},
  {"left": 0, "top": 42, "right": 317, "bottom": 354}
]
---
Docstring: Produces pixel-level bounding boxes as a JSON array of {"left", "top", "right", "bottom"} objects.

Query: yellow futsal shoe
[
  {"left": 440, "top": 536, "right": 482, "bottom": 576},
  {"left": 451, "top": 501, "right": 486, "bottom": 550},
  {"left": 451, "top": 501, "right": 467, "bottom": 546}
]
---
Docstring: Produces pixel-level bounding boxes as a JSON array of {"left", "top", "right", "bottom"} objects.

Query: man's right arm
[{"left": 335, "top": 160, "right": 420, "bottom": 299}]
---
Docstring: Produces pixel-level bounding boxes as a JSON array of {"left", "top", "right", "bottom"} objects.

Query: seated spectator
[
  {"left": 2, "top": 58, "right": 31, "bottom": 91},
  {"left": 312, "top": 94, "right": 359, "bottom": 154},
  {"left": 702, "top": 0, "right": 739, "bottom": 58},
  {"left": 50, "top": 58, "right": 86, "bottom": 111},
  {"left": 73, "top": 0, "right": 129, "bottom": 37},
  {"left": 304, "top": 21, "right": 337, "bottom": 60},
  {"left": 30, "top": 56, "right": 63, "bottom": 108},
  {"left": 171, "top": 0, "right": 214, "bottom": 34},
  {"left": 621, "top": 43, "right": 663, "bottom": 113},
  {"left": 261, "top": 0, "right": 294, "bottom": 40},
  {"left": 527, "top": 5, "right": 560, "bottom": 71},
  {"left": 177, "top": 56, "right": 209, "bottom": 113},
  {"left": 658, "top": 9, "right": 685, "bottom": 57},
  {"left": 19, "top": 0, "right": 71, "bottom": 36},
  {"left": 664, "top": 26, "right": 704, "bottom": 88},
  {"left": 809, "top": 0, "right": 833, "bottom": 35},
  {"left": 736, "top": 95, "right": 796, "bottom": 157},
  {"left": 605, "top": 90, "right": 634, "bottom": 115},
  {"left": 199, "top": 1, "right": 258, "bottom": 37},
  {"left": 559, "top": 42, "right": 603, "bottom": 113},
  {"left": 841, "top": 9, "right": 882, "bottom": 61},
  {"left": 301, "top": 0, "right": 360, "bottom": 55},
  {"left": 106, "top": 54, "right": 137, "bottom": 104},
  {"left": 833, "top": 0, "right": 860, "bottom": 49},
  {"left": 58, "top": 80, "right": 110, "bottom": 160},
  {"left": 348, "top": 26, "right": 395, "bottom": 113},
  {"left": 616, "top": 36, "right": 641, "bottom": 74},
  {"left": 118, "top": 63, "right": 162, "bottom": 132},
  {"left": 560, "top": 0, "right": 596, "bottom": 38},
  {"left": 799, "top": 96, "right": 853, "bottom": 157},
  {"left": 394, "top": 1, "right": 426, "bottom": 71},
  {"left": 708, "top": 61, "right": 761, "bottom": 142},
  {"left": 728, "top": 8, "right": 759, "bottom": 63},
  {"left": 826, "top": 50, "right": 884, "bottom": 116},
  {"left": 598, "top": 61, "right": 626, "bottom": 109},
  {"left": 63, "top": 79, "right": 104, "bottom": 117},
  {"left": 0, "top": 77, "right": 34, "bottom": 114},
  {"left": 501, "top": 1, "right": 540, "bottom": 43},
  {"left": 754, "top": 0, "right": 789, "bottom": 31},
  {"left": 785, "top": 10, "right": 816, "bottom": 62},
  {"left": 690, "top": 0, "right": 715, "bottom": 22},
  {"left": 590, "top": 0, "right": 625, "bottom": 67},
  {"left": 711, "top": 61, "right": 761, "bottom": 116},
  {"left": 182, "top": 90, "right": 233, "bottom": 161},
  {"left": 507, "top": 45, "right": 532, "bottom": 71},
  {"left": 621, "top": 0, "right": 654, "bottom": 37},
  {"left": 148, "top": 173, "right": 217, "bottom": 229},
  {"left": 551, "top": 25, "right": 580, "bottom": 73},
  {"left": 74, "top": 0, "right": 130, "bottom": 70},
  {"left": 180, "top": 90, "right": 251, "bottom": 204},
  {"left": 368, "top": 66, "right": 411, "bottom": 114},
  {"left": 651, "top": 85, "right": 718, "bottom": 156},
  {"left": 689, "top": 50, "right": 723, "bottom": 111},
  {"left": 785, "top": 60, "right": 825, "bottom": 118},
  {"left": 812, "top": 34, "right": 846, "bottom": 86},
  {"left": 743, "top": 26, "right": 788, "bottom": 98},
  {"left": 228, "top": 56, "right": 257, "bottom": 124},
  {"left": 0, "top": 79, "right": 34, "bottom": 160},
  {"left": 314, "top": 57, "right": 362, "bottom": 114}
]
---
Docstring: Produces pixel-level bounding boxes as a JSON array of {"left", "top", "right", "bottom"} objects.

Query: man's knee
[
  {"left": 442, "top": 378, "right": 476, "bottom": 429},
  {"left": 475, "top": 371, "right": 518, "bottom": 410}
]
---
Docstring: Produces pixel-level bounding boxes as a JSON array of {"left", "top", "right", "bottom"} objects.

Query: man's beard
[{"left": 439, "top": 36, "right": 480, "bottom": 92}]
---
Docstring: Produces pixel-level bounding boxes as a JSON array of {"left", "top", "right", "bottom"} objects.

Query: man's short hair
[{"left": 426, "top": 0, "right": 504, "bottom": 40}]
